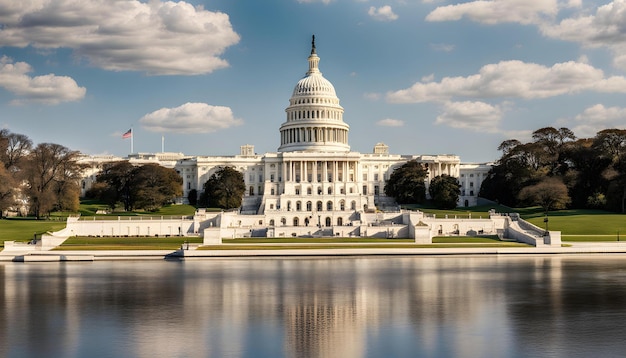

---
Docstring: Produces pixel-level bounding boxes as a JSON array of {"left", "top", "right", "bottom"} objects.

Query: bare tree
[{"left": 23, "top": 143, "right": 82, "bottom": 218}]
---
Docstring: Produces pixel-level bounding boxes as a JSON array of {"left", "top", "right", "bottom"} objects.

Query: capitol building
[{"left": 77, "top": 38, "right": 493, "bottom": 241}]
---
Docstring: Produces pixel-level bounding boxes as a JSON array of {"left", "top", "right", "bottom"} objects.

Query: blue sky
[{"left": 1, "top": 0, "right": 626, "bottom": 162}]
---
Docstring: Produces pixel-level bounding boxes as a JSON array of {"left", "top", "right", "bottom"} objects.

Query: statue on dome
[{"left": 311, "top": 35, "right": 316, "bottom": 54}]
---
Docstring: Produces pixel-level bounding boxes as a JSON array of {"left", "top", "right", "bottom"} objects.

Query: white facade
[{"left": 79, "top": 38, "right": 490, "bottom": 221}]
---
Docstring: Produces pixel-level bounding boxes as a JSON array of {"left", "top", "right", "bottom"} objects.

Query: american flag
[{"left": 122, "top": 129, "right": 132, "bottom": 139}]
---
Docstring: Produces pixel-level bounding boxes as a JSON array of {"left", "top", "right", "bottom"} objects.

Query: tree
[
  {"left": 95, "top": 161, "right": 136, "bottom": 211},
  {"left": 202, "top": 166, "right": 245, "bottom": 209},
  {"left": 131, "top": 164, "right": 182, "bottom": 211},
  {"left": 0, "top": 130, "right": 32, "bottom": 173},
  {"left": 187, "top": 189, "right": 198, "bottom": 206},
  {"left": 428, "top": 174, "right": 461, "bottom": 209},
  {"left": 0, "top": 165, "right": 16, "bottom": 217},
  {"left": 518, "top": 177, "right": 571, "bottom": 213},
  {"left": 22, "top": 143, "right": 82, "bottom": 218},
  {"left": 95, "top": 162, "right": 182, "bottom": 211},
  {"left": 384, "top": 160, "right": 428, "bottom": 204}
]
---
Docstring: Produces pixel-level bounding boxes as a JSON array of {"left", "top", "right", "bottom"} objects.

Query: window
[
  {"left": 363, "top": 186, "right": 367, "bottom": 195},
  {"left": 374, "top": 185, "right": 379, "bottom": 195},
  {"left": 293, "top": 217, "right": 299, "bottom": 226},
  {"left": 327, "top": 201, "right": 333, "bottom": 211},
  {"left": 374, "top": 174, "right": 379, "bottom": 181},
  {"left": 271, "top": 174, "right": 275, "bottom": 182},
  {"left": 287, "top": 201, "right": 292, "bottom": 211},
  {"left": 307, "top": 187, "right": 312, "bottom": 195},
  {"left": 337, "top": 217, "right": 343, "bottom": 226},
  {"left": 249, "top": 186, "right": 254, "bottom": 195},
  {"left": 271, "top": 188, "right": 275, "bottom": 195},
  {"left": 317, "top": 201, "right": 323, "bottom": 211},
  {"left": 296, "top": 201, "right": 302, "bottom": 211},
  {"left": 306, "top": 201, "right": 312, "bottom": 211},
  {"left": 340, "top": 200, "right": 345, "bottom": 211},
  {"left": 327, "top": 187, "right": 332, "bottom": 195},
  {"left": 295, "top": 188, "right": 300, "bottom": 195},
  {"left": 351, "top": 201, "right": 356, "bottom": 210}
]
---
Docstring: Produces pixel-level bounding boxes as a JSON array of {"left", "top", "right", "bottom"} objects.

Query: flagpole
[
  {"left": 131, "top": 126, "right": 134, "bottom": 154},
  {"left": 161, "top": 135, "right": 164, "bottom": 153}
]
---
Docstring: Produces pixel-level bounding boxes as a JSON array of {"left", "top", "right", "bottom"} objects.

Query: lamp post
[{"left": 543, "top": 215, "right": 549, "bottom": 236}]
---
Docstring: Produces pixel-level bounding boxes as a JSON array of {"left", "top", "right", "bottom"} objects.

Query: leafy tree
[
  {"left": 95, "top": 162, "right": 182, "bottom": 211},
  {"left": 518, "top": 177, "right": 571, "bottom": 214},
  {"left": 95, "top": 161, "right": 135, "bottom": 211},
  {"left": 202, "top": 166, "right": 245, "bottom": 209},
  {"left": 384, "top": 160, "right": 428, "bottom": 204},
  {"left": 187, "top": 188, "right": 198, "bottom": 206},
  {"left": 428, "top": 174, "right": 460, "bottom": 209},
  {"left": 131, "top": 164, "right": 182, "bottom": 211}
]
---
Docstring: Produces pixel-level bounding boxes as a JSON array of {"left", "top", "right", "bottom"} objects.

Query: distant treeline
[{"left": 480, "top": 127, "right": 626, "bottom": 213}]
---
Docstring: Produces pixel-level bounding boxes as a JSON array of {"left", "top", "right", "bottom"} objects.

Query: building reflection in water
[{"left": 3, "top": 256, "right": 626, "bottom": 357}]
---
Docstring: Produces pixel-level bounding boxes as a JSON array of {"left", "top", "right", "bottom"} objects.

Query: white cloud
[
  {"left": 0, "top": 56, "right": 85, "bottom": 104},
  {"left": 435, "top": 101, "right": 502, "bottom": 132},
  {"left": 377, "top": 118, "right": 405, "bottom": 127},
  {"left": 140, "top": 103, "right": 243, "bottom": 134},
  {"left": 386, "top": 60, "right": 626, "bottom": 103},
  {"left": 421, "top": 73, "right": 435, "bottom": 82},
  {"left": 426, "top": 0, "right": 578, "bottom": 25},
  {"left": 567, "top": 103, "right": 626, "bottom": 137},
  {"left": 541, "top": 0, "right": 626, "bottom": 70},
  {"left": 368, "top": 6, "right": 399, "bottom": 21},
  {"left": 0, "top": 0, "right": 240, "bottom": 75}
]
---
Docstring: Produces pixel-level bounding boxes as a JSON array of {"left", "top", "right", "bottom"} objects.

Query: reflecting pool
[{"left": 2, "top": 255, "right": 626, "bottom": 357}]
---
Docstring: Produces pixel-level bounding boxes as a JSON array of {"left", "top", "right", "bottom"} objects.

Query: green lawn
[
  {"left": 523, "top": 211, "right": 626, "bottom": 236},
  {"left": 0, "top": 218, "right": 66, "bottom": 243},
  {"left": 56, "top": 236, "right": 204, "bottom": 250}
]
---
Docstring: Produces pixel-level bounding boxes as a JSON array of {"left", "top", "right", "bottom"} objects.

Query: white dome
[
  {"left": 292, "top": 73, "right": 337, "bottom": 98},
  {"left": 278, "top": 36, "right": 350, "bottom": 153}
]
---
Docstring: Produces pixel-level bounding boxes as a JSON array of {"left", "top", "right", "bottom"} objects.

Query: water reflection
[{"left": 2, "top": 256, "right": 626, "bottom": 357}]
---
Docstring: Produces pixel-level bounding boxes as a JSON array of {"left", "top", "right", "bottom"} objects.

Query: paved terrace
[{"left": 4, "top": 242, "right": 626, "bottom": 261}]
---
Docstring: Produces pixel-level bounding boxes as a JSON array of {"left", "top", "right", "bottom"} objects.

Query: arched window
[
  {"left": 306, "top": 201, "right": 312, "bottom": 211},
  {"left": 269, "top": 219, "right": 275, "bottom": 226},
  {"left": 307, "top": 187, "right": 312, "bottom": 195},
  {"left": 304, "top": 217, "right": 310, "bottom": 226},
  {"left": 318, "top": 186, "right": 322, "bottom": 195},
  {"left": 351, "top": 201, "right": 356, "bottom": 210},
  {"left": 296, "top": 201, "right": 302, "bottom": 211},
  {"left": 339, "top": 200, "right": 345, "bottom": 211},
  {"left": 337, "top": 217, "right": 343, "bottom": 226},
  {"left": 317, "top": 201, "right": 323, "bottom": 211},
  {"left": 325, "top": 217, "right": 331, "bottom": 226},
  {"left": 327, "top": 187, "right": 332, "bottom": 194},
  {"left": 249, "top": 186, "right": 254, "bottom": 195},
  {"left": 287, "top": 201, "right": 292, "bottom": 211},
  {"left": 281, "top": 217, "right": 286, "bottom": 226},
  {"left": 293, "top": 217, "right": 299, "bottom": 226},
  {"left": 327, "top": 201, "right": 333, "bottom": 211}
]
